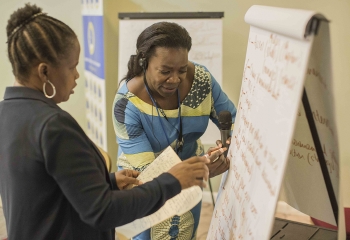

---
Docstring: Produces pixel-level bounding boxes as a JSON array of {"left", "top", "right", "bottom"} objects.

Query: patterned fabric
[{"left": 112, "top": 63, "right": 236, "bottom": 240}]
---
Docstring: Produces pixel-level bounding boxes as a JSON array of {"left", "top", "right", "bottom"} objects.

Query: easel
[
  {"left": 302, "top": 87, "right": 338, "bottom": 225},
  {"left": 271, "top": 18, "right": 338, "bottom": 239},
  {"left": 302, "top": 17, "right": 338, "bottom": 225}
]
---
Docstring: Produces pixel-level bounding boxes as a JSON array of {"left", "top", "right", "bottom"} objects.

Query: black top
[{"left": 0, "top": 87, "right": 181, "bottom": 240}]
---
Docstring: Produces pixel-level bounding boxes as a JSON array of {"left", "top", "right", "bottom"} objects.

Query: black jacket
[{"left": 0, "top": 87, "right": 181, "bottom": 240}]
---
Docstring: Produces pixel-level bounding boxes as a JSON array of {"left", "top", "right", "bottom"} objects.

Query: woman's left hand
[
  {"left": 115, "top": 169, "right": 142, "bottom": 190},
  {"left": 205, "top": 147, "right": 230, "bottom": 178}
]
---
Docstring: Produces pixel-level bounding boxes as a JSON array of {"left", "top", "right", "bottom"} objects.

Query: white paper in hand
[{"left": 115, "top": 146, "right": 202, "bottom": 239}]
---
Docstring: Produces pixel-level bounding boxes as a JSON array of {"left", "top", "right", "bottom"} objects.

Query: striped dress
[{"left": 112, "top": 63, "right": 236, "bottom": 240}]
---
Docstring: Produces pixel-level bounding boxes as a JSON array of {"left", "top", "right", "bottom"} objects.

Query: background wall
[
  {"left": 0, "top": 0, "right": 87, "bottom": 130},
  {"left": 0, "top": 0, "right": 349, "bottom": 238}
]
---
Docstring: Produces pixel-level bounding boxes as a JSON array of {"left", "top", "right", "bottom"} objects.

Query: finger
[
  {"left": 209, "top": 148, "right": 226, "bottom": 162},
  {"left": 216, "top": 140, "right": 223, "bottom": 148},
  {"left": 192, "top": 166, "right": 208, "bottom": 176},
  {"left": 207, "top": 156, "right": 221, "bottom": 167},
  {"left": 212, "top": 154, "right": 220, "bottom": 163},
  {"left": 130, "top": 170, "right": 140, "bottom": 178},
  {"left": 203, "top": 164, "right": 209, "bottom": 181},
  {"left": 194, "top": 179, "right": 207, "bottom": 188},
  {"left": 216, "top": 158, "right": 230, "bottom": 172},
  {"left": 226, "top": 136, "right": 232, "bottom": 145},
  {"left": 123, "top": 177, "right": 142, "bottom": 186},
  {"left": 226, "top": 158, "right": 230, "bottom": 170},
  {"left": 216, "top": 160, "right": 229, "bottom": 173},
  {"left": 220, "top": 154, "right": 226, "bottom": 163},
  {"left": 203, "top": 154, "right": 211, "bottom": 164},
  {"left": 189, "top": 162, "right": 210, "bottom": 172},
  {"left": 187, "top": 156, "right": 210, "bottom": 164},
  {"left": 207, "top": 146, "right": 220, "bottom": 155},
  {"left": 193, "top": 168, "right": 209, "bottom": 181},
  {"left": 125, "top": 169, "right": 132, "bottom": 177}
]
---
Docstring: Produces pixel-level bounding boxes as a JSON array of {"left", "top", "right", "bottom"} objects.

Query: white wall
[{"left": 0, "top": 0, "right": 87, "bottom": 130}]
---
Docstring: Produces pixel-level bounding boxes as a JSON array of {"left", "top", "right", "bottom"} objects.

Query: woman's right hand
[
  {"left": 205, "top": 147, "right": 229, "bottom": 178},
  {"left": 167, "top": 149, "right": 223, "bottom": 189}
]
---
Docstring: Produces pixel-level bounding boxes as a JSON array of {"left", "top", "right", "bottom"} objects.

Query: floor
[
  {"left": 0, "top": 200, "right": 312, "bottom": 240},
  {"left": 115, "top": 201, "right": 313, "bottom": 240}
]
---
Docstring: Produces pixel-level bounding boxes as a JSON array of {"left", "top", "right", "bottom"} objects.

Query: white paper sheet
[
  {"left": 207, "top": 5, "right": 315, "bottom": 239},
  {"left": 208, "top": 5, "right": 339, "bottom": 240},
  {"left": 281, "top": 19, "right": 339, "bottom": 226},
  {"left": 245, "top": 5, "right": 318, "bottom": 40},
  {"left": 115, "top": 146, "right": 202, "bottom": 239}
]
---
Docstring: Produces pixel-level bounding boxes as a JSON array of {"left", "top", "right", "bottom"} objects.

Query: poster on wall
[{"left": 81, "top": 0, "right": 107, "bottom": 151}]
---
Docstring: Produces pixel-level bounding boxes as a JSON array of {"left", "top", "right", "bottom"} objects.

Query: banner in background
[{"left": 81, "top": 0, "right": 107, "bottom": 151}]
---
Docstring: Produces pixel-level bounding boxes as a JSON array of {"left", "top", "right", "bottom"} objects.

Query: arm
[
  {"left": 112, "top": 93, "right": 156, "bottom": 170},
  {"left": 203, "top": 66, "right": 237, "bottom": 177},
  {"left": 206, "top": 68, "right": 237, "bottom": 127},
  {"left": 41, "top": 112, "right": 181, "bottom": 230}
]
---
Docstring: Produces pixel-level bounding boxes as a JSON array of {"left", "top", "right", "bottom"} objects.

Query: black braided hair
[{"left": 6, "top": 3, "right": 77, "bottom": 82}]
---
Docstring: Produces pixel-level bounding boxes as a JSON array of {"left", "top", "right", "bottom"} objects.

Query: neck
[
  {"left": 14, "top": 78, "right": 43, "bottom": 92},
  {"left": 14, "top": 80, "right": 24, "bottom": 87}
]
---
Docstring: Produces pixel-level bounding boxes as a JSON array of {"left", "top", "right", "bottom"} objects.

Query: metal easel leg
[{"left": 208, "top": 178, "right": 215, "bottom": 207}]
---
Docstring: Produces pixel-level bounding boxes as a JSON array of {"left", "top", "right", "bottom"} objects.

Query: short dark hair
[
  {"left": 6, "top": 3, "right": 77, "bottom": 82},
  {"left": 123, "top": 22, "right": 192, "bottom": 81}
]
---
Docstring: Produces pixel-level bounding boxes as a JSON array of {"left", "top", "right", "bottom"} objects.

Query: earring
[
  {"left": 139, "top": 58, "right": 145, "bottom": 68},
  {"left": 43, "top": 80, "right": 56, "bottom": 98}
]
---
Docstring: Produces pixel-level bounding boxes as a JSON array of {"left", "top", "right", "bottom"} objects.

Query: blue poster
[{"left": 82, "top": 16, "right": 105, "bottom": 79}]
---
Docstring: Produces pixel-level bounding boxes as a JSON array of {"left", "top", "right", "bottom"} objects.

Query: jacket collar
[{"left": 3, "top": 86, "right": 59, "bottom": 109}]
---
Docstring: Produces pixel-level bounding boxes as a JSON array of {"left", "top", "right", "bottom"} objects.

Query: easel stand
[
  {"left": 302, "top": 88, "right": 338, "bottom": 225},
  {"left": 302, "top": 17, "right": 338, "bottom": 225},
  {"left": 270, "top": 88, "right": 339, "bottom": 240},
  {"left": 271, "top": 218, "right": 337, "bottom": 240}
]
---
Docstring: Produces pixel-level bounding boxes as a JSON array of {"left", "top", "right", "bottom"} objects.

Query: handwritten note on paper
[
  {"left": 207, "top": 22, "right": 313, "bottom": 239},
  {"left": 115, "top": 146, "right": 202, "bottom": 239}
]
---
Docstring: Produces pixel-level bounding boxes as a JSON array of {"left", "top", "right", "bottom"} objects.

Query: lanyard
[{"left": 143, "top": 73, "right": 183, "bottom": 153}]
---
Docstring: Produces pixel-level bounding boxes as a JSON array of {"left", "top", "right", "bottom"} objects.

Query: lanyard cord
[{"left": 143, "top": 71, "right": 183, "bottom": 153}]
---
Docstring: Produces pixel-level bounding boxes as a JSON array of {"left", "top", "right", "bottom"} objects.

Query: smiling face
[
  {"left": 145, "top": 47, "right": 188, "bottom": 99},
  {"left": 47, "top": 39, "right": 80, "bottom": 103}
]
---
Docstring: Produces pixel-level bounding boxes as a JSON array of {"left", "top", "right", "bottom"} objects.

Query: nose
[
  {"left": 167, "top": 73, "right": 181, "bottom": 83},
  {"left": 76, "top": 69, "right": 80, "bottom": 80}
]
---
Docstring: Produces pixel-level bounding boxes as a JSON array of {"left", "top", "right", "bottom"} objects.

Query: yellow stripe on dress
[
  {"left": 129, "top": 97, "right": 180, "bottom": 118},
  {"left": 120, "top": 151, "right": 155, "bottom": 169},
  {"left": 181, "top": 94, "right": 212, "bottom": 117}
]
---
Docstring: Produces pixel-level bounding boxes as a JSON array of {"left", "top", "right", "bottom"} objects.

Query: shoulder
[
  {"left": 191, "top": 62, "right": 213, "bottom": 88},
  {"left": 113, "top": 76, "right": 146, "bottom": 107},
  {"left": 28, "top": 101, "right": 77, "bottom": 131},
  {"left": 120, "top": 75, "right": 145, "bottom": 98},
  {"left": 192, "top": 62, "right": 210, "bottom": 73},
  {"left": 43, "top": 110, "right": 81, "bottom": 131},
  {"left": 40, "top": 110, "right": 88, "bottom": 147}
]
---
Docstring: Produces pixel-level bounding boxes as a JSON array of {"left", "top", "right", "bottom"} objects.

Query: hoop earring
[{"left": 43, "top": 80, "right": 56, "bottom": 98}]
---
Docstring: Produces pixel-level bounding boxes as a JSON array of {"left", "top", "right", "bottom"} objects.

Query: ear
[{"left": 37, "top": 63, "right": 49, "bottom": 84}]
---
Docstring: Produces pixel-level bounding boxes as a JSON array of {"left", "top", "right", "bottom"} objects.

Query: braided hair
[{"left": 6, "top": 3, "right": 77, "bottom": 83}]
